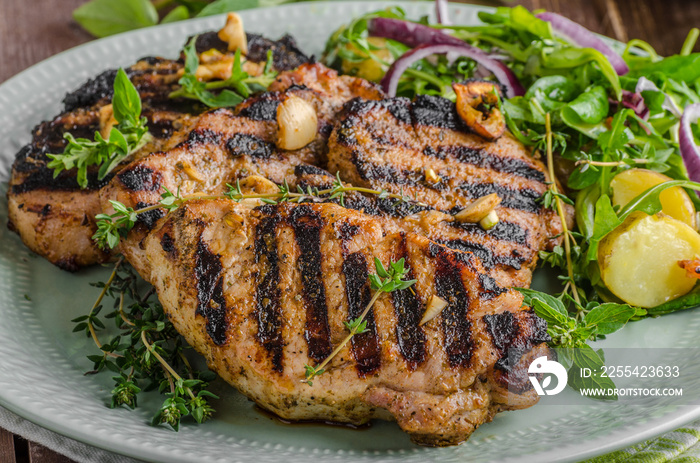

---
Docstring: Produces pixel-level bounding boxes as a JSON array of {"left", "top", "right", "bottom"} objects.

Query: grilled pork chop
[
  {"left": 99, "top": 63, "right": 384, "bottom": 269},
  {"left": 326, "top": 96, "right": 572, "bottom": 287},
  {"left": 6, "top": 33, "right": 311, "bottom": 271},
  {"left": 137, "top": 199, "right": 550, "bottom": 446}
]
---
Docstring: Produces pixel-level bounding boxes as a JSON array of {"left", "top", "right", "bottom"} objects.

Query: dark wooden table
[{"left": 1, "top": 0, "right": 699, "bottom": 461}]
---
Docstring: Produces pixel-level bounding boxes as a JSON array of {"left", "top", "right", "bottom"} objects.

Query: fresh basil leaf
[
  {"left": 73, "top": 0, "right": 158, "bottom": 38},
  {"left": 584, "top": 303, "right": 637, "bottom": 335},
  {"left": 161, "top": 5, "right": 190, "bottom": 24},
  {"left": 112, "top": 68, "right": 141, "bottom": 125},
  {"left": 197, "top": 0, "right": 259, "bottom": 17}
]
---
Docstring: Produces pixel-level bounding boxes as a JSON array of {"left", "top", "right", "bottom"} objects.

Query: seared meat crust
[
  {"left": 139, "top": 199, "right": 550, "bottom": 446},
  {"left": 326, "top": 96, "right": 574, "bottom": 287},
  {"left": 100, "top": 63, "right": 384, "bottom": 269},
  {"left": 6, "top": 35, "right": 313, "bottom": 271}
]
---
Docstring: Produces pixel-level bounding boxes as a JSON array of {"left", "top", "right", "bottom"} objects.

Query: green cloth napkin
[{"left": 583, "top": 420, "right": 700, "bottom": 462}]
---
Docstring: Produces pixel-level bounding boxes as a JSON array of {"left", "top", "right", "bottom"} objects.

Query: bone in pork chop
[
  {"left": 99, "top": 63, "right": 384, "bottom": 270},
  {"left": 6, "top": 33, "right": 311, "bottom": 271},
  {"left": 136, "top": 199, "right": 550, "bottom": 446},
  {"left": 325, "top": 96, "right": 573, "bottom": 287}
]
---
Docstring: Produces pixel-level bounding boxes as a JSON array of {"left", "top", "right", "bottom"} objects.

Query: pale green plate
[{"left": 1, "top": 2, "right": 700, "bottom": 462}]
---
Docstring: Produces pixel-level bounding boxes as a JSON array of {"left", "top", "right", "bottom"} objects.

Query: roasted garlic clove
[
  {"left": 454, "top": 80, "right": 505, "bottom": 140},
  {"left": 276, "top": 95, "right": 318, "bottom": 150},
  {"left": 218, "top": 12, "right": 248, "bottom": 54},
  {"left": 454, "top": 193, "right": 502, "bottom": 224}
]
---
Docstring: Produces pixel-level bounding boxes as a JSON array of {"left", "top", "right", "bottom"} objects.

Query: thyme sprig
[
  {"left": 47, "top": 68, "right": 151, "bottom": 189},
  {"left": 72, "top": 260, "right": 218, "bottom": 430},
  {"left": 169, "top": 36, "right": 277, "bottom": 108},
  {"left": 93, "top": 174, "right": 425, "bottom": 250},
  {"left": 302, "top": 257, "right": 416, "bottom": 386}
]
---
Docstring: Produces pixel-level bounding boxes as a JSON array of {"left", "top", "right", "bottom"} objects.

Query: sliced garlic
[
  {"left": 223, "top": 212, "right": 245, "bottom": 230},
  {"left": 98, "top": 104, "right": 118, "bottom": 139},
  {"left": 425, "top": 168, "right": 441, "bottom": 184},
  {"left": 479, "top": 210, "right": 499, "bottom": 230},
  {"left": 420, "top": 295, "right": 448, "bottom": 326},
  {"left": 237, "top": 175, "right": 279, "bottom": 195},
  {"left": 454, "top": 193, "right": 502, "bottom": 223},
  {"left": 218, "top": 12, "right": 248, "bottom": 54},
  {"left": 178, "top": 162, "right": 205, "bottom": 183},
  {"left": 276, "top": 95, "right": 318, "bottom": 150}
]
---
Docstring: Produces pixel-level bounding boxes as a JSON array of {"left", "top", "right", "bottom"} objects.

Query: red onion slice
[
  {"left": 368, "top": 17, "right": 467, "bottom": 49},
  {"left": 369, "top": 18, "right": 524, "bottom": 98},
  {"left": 636, "top": 77, "right": 682, "bottom": 118},
  {"left": 680, "top": 104, "right": 700, "bottom": 182},
  {"left": 536, "top": 12, "right": 629, "bottom": 76},
  {"left": 436, "top": 0, "right": 450, "bottom": 25},
  {"left": 381, "top": 43, "right": 524, "bottom": 98}
]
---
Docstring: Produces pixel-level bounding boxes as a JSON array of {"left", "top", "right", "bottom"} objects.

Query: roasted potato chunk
[
  {"left": 611, "top": 168, "right": 696, "bottom": 229},
  {"left": 598, "top": 212, "right": 700, "bottom": 308}
]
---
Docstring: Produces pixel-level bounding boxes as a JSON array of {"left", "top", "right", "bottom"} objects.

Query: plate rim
[{"left": 1, "top": 2, "right": 700, "bottom": 462}]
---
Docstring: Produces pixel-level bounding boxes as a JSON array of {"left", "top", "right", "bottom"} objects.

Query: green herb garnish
[
  {"left": 303, "top": 257, "right": 416, "bottom": 386},
  {"left": 72, "top": 258, "right": 218, "bottom": 430},
  {"left": 169, "top": 37, "right": 277, "bottom": 108},
  {"left": 47, "top": 68, "right": 150, "bottom": 189}
]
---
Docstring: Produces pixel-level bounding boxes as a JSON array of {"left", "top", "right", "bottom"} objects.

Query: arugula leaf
[
  {"left": 562, "top": 86, "right": 609, "bottom": 125},
  {"left": 629, "top": 53, "right": 700, "bottom": 83},
  {"left": 73, "top": 0, "right": 158, "bottom": 38},
  {"left": 586, "top": 194, "right": 622, "bottom": 260}
]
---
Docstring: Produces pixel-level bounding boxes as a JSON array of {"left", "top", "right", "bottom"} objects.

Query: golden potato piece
[
  {"left": 611, "top": 168, "right": 696, "bottom": 229},
  {"left": 598, "top": 212, "right": 700, "bottom": 308}
]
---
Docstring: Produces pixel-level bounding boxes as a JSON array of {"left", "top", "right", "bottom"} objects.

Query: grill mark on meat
[
  {"left": 226, "top": 133, "right": 275, "bottom": 159},
  {"left": 411, "top": 95, "right": 466, "bottom": 131},
  {"left": 194, "top": 238, "right": 229, "bottom": 346},
  {"left": 391, "top": 235, "right": 427, "bottom": 368},
  {"left": 479, "top": 274, "right": 507, "bottom": 300},
  {"left": 11, "top": 167, "right": 112, "bottom": 193},
  {"left": 288, "top": 205, "right": 332, "bottom": 361},
  {"left": 451, "top": 220, "right": 528, "bottom": 245},
  {"left": 458, "top": 183, "right": 542, "bottom": 214},
  {"left": 424, "top": 146, "right": 546, "bottom": 183},
  {"left": 134, "top": 202, "right": 165, "bottom": 229},
  {"left": 342, "top": 252, "right": 381, "bottom": 376},
  {"left": 254, "top": 213, "right": 284, "bottom": 373},
  {"left": 62, "top": 69, "right": 118, "bottom": 111},
  {"left": 187, "top": 128, "right": 223, "bottom": 146},
  {"left": 484, "top": 310, "right": 550, "bottom": 372},
  {"left": 160, "top": 232, "right": 177, "bottom": 259},
  {"left": 432, "top": 244, "right": 474, "bottom": 368},
  {"left": 118, "top": 165, "right": 163, "bottom": 192},
  {"left": 237, "top": 95, "right": 280, "bottom": 121},
  {"left": 434, "top": 239, "right": 524, "bottom": 271},
  {"left": 295, "top": 164, "right": 331, "bottom": 177}
]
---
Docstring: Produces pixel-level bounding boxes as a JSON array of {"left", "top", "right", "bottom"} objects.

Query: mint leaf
[
  {"left": 73, "top": 0, "right": 158, "bottom": 38},
  {"left": 583, "top": 303, "right": 637, "bottom": 336}
]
